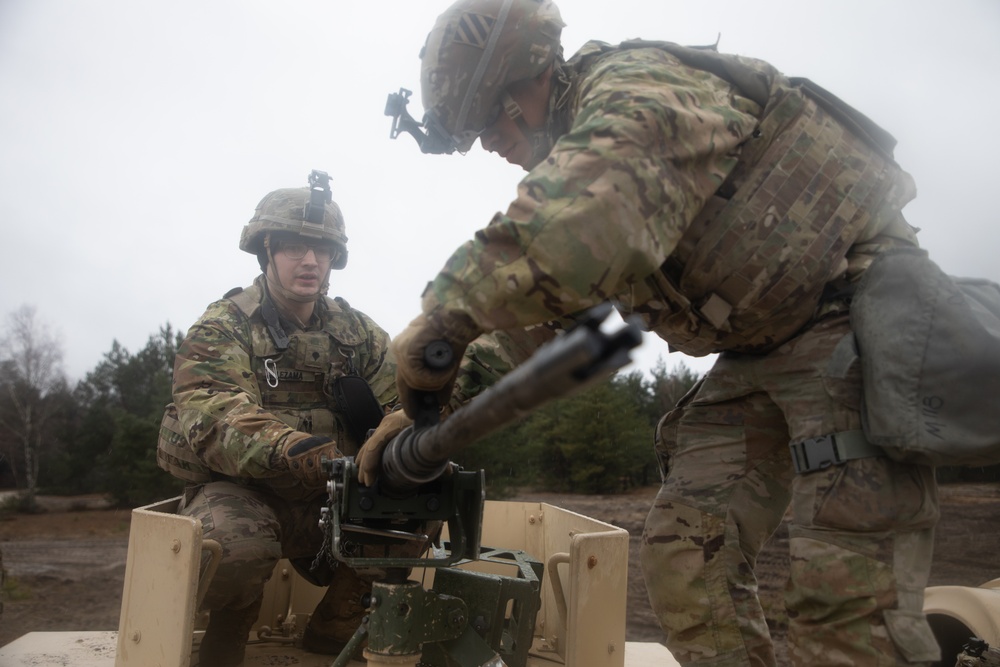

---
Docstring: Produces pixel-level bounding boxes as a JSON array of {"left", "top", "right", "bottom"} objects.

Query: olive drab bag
[{"left": 850, "top": 247, "right": 1000, "bottom": 466}]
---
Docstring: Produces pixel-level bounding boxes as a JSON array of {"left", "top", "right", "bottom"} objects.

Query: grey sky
[{"left": 1, "top": 0, "right": 998, "bottom": 382}]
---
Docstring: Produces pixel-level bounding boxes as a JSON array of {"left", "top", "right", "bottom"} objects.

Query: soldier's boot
[
  {"left": 301, "top": 565, "right": 371, "bottom": 655},
  {"left": 198, "top": 596, "right": 263, "bottom": 667}
]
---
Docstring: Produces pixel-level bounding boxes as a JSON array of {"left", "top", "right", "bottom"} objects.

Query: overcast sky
[{"left": 1, "top": 0, "right": 998, "bottom": 383}]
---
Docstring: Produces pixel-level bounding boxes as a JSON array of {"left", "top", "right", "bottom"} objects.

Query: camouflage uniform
[
  {"left": 419, "top": 37, "right": 940, "bottom": 667},
  {"left": 159, "top": 274, "right": 395, "bottom": 610}
]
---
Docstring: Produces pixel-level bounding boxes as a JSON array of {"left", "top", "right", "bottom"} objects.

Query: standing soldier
[
  {"left": 157, "top": 171, "right": 411, "bottom": 666},
  {"left": 361, "top": 1, "right": 942, "bottom": 665}
]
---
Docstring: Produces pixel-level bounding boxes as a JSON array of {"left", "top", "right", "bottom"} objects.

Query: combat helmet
[
  {"left": 420, "top": 0, "right": 564, "bottom": 154},
  {"left": 240, "top": 170, "right": 348, "bottom": 270}
]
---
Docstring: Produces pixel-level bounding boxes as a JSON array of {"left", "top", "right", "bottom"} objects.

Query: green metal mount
[
  {"left": 428, "top": 547, "right": 544, "bottom": 667},
  {"left": 323, "top": 457, "right": 484, "bottom": 569},
  {"left": 321, "top": 458, "right": 544, "bottom": 667}
]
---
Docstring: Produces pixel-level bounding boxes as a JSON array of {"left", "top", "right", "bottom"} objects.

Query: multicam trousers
[
  {"left": 640, "top": 314, "right": 941, "bottom": 666},
  {"left": 179, "top": 481, "right": 336, "bottom": 611}
]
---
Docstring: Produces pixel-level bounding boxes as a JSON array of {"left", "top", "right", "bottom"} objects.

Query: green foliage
[
  {"left": 104, "top": 409, "right": 182, "bottom": 506},
  {"left": 2, "top": 575, "right": 32, "bottom": 602},
  {"left": 0, "top": 309, "right": 181, "bottom": 505},
  {"left": 532, "top": 377, "right": 654, "bottom": 493},
  {"left": 51, "top": 397, "right": 116, "bottom": 494},
  {"left": 648, "top": 358, "right": 700, "bottom": 414},
  {"left": 21, "top": 315, "right": 998, "bottom": 507},
  {"left": 0, "top": 305, "right": 69, "bottom": 505},
  {"left": 0, "top": 493, "right": 18, "bottom": 514},
  {"left": 36, "top": 388, "right": 89, "bottom": 493},
  {"left": 12, "top": 310, "right": 1000, "bottom": 506},
  {"left": 68, "top": 324, "right": 185, "bottom": 507},
  {"left": 454, "top": 422, "right": 531, "bottom": 499},
  {"left": 2, "top": 311, "right": 704, "bottom": 504},
  {"left": 0, "top": 492, "right": 43, "bottom": 516},
  {"left": 453, "top": 357, "right": 701, "bottom": 495}
]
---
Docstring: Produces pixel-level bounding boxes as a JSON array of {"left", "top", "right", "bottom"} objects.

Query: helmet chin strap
[
  {"left": 500, "top": 92, "right": 550, "bottom": 169},
  {"left": 500, "top": 62, "right": 568, "bottom": 170}
]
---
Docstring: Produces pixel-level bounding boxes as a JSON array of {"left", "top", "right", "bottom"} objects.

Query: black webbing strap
[
  {"left": 790, "top": 430, "right": 884, "bottom": 474},
  {"left": 260, "top": 295, "right": 290, "bottom": 351}
]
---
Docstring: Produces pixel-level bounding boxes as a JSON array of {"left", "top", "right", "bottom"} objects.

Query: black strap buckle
[{"left": 790, "top": 434, "right": 844, "bottom": 474}]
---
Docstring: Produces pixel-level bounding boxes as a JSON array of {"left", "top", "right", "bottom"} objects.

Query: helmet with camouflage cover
[
  {"left": 420, "top": 0, "right": 564, "bottom": 154},
  {"left": 240, "top": 183, "right": 349, "bottom": 270}
]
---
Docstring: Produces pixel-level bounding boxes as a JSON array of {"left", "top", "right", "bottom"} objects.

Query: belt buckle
[{"left": 790, "top": 434, "right": 841, "bottom": 474}]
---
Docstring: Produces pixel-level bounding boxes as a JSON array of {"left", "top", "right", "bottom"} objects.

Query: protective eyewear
[{"left": 278, "top": 242, "right": 337, "bottom": 263}]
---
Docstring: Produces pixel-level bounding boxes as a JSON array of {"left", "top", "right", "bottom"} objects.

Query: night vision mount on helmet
[{"left": 239, "top": 169, "right": 349, "bottom": 270}]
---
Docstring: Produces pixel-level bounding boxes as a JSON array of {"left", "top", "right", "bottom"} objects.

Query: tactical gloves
[
  {"left": 392, "top": 311, "right": 480, "bottom": 419},
  {"left": 278, "top": 433, "right": 342, "bottom": 487},
  {"left": 354, "top": 410, "right": 413, "bottom": 487},
  {"left": 356, "top": 309, "right": 478, "bottom": 486}
]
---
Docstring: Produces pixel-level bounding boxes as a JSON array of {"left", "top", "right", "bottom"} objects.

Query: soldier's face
[
  {"left": 479, "top": 67, "right": 552, "bottom": 169},
  {"left": 271, "top": 244, "right": 330, "bottom": 297},
  {"left": 480, "top": 111, "right": 532, "bottom": 167}
]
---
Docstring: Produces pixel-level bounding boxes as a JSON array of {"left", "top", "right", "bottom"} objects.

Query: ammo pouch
[
  {"left": 850, "top": 247, "right": 1000, "bottom": 466},
  {"left": 327, "top": 374, "right": 385, "bottom": 445},
  {"left": 157, "top": 402, "right": 212, "bottom": 483}
]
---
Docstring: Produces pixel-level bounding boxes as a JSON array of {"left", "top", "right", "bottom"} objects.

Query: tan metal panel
[
  {"left": 0, "top": 497, "right": 679, "bottom": 666},
  {"left": 115, "top": 497, "right": 201, "bottom": 667}
]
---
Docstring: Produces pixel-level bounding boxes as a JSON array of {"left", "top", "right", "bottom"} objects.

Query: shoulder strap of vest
[
  {"left": 225, "top": 282, "right": 290, "bottom": 351},
  {"left": 323, "top": 295, "right": 369, "bottom": 333},
  {"left": 616, "top": 40, "right": 898, "bottom": 162},
  {"left": 332, "top": 295, "right": 351, "bottom": 313},
  {"left": 321, "top": 295, "right": 368, "bottom": 353},
  {"left": 788, "top": 76, "right": 898, "bottom": 160},
  {"left": 618, "top": 39, "right": 772, "bottom": 108},
  {"left": 227, "top": 283, "right": 261, "bottom": 316}
]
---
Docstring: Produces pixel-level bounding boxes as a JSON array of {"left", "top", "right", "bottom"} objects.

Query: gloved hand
[
  {"left": 278, "top": 433, "right": 342, "bottom": 487},
  {"left": 392, "top": 311, "right": 479, "bottom": 419},
  {"left": 355, "top": 410, "right": 413, "bottom": 487}
]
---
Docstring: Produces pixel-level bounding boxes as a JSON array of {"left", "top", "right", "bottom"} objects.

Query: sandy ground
[{"left": 1, "top": 483, "right": 998, "bottom": 665}]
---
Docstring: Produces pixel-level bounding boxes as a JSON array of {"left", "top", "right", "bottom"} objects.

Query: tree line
[
  {"left": 0, "top": 305, "right": 701, "bottom": 510},
  {"left": 0, "top": 305, "right": 184, "bottom": 510},
  {"left": 1, "top": 304, "right": 995, "bottom": 512}
]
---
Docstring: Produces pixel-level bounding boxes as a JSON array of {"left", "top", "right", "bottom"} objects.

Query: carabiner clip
[{"left": 264, "top": 358, "right": 279, "bottom": 388}]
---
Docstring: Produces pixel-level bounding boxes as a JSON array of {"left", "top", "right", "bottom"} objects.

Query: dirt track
[{"left": 1, "top": 484, "right": 998, "bottom": 664}]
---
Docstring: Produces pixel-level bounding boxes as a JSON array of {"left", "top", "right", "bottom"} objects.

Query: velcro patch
[{"left": 454, "top": 12, "right": 496, "bottom": 49}]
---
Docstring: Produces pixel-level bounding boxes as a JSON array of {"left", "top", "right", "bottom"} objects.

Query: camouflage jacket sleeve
[
  {"left": 347, "top": 306, "right": 398, "bottom": 408},
  {"left": 451, "top": 322, "right": 564, "bottom": 408},
  {"left": 171, "top": 299, "right": 296, "bottom": 479},
  {"left": 421, "top": 46, "right": 762, "bottom": 332}
]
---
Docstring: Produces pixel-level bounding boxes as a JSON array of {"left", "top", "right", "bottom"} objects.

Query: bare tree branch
[{"left": 0, "top": 305, "right": 66, "bottom": 507}]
